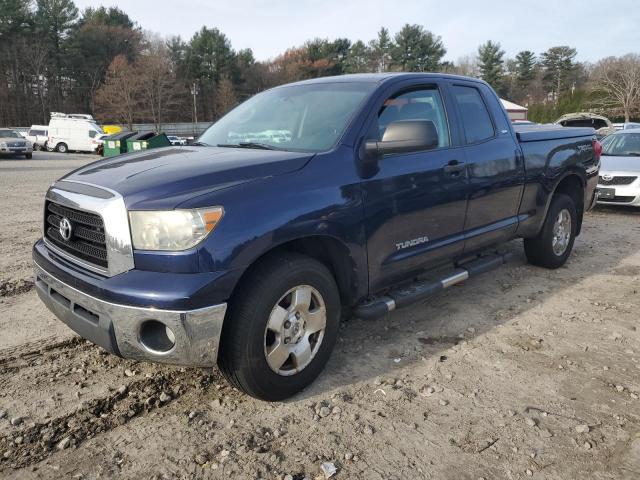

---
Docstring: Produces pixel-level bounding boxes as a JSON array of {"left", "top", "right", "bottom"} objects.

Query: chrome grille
[
  {"left": 44, "top": 201, "right": 108, "bottom": 268},
  {"left": 598, "top": 175, "right": 637, "bottom": 186}
]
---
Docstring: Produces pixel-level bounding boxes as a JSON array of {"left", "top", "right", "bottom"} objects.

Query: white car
[
  {"left": 26, "top": 125, "right": 49, "bottom": 150},
  {"left": 596, "top": 130, "right": 640, "bottom": 207},
  {"left": 167, "top": 135, "right": 187, "bottom": 146},
  {"left": 613, "top": 122, "right": 640, "bottom": 131}
]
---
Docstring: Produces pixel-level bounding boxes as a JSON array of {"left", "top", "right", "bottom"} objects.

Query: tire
[
  {"left": 524, "top": 193, "right": 577, "bottom": 269},
  {"left": 56, "top": 143, "right": 68, "bottom": 153},
  {"left": 25, "top": 153, "right": 32, "bottom": 159},
  {"left": 219, "top": 253, "right": 341, "bottom": 401}
]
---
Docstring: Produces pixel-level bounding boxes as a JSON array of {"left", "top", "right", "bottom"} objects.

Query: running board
[{"left": 354, "top": 252, "right": 513, "bottom": 320}]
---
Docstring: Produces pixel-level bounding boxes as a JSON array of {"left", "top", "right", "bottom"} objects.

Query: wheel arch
[
  {"left": 229, "top": 234, "right": 362, "bottom": 309},
  {"left": 553, "top": 173, "right": 585, "bottom": 235}
]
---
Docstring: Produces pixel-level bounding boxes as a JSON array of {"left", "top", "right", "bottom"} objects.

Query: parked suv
[
  {"left": 0, "top": 128, "right": 33, "bottom": 158},
  {"left": 33, "top": 74, "right": 599, "bottom": 400}
]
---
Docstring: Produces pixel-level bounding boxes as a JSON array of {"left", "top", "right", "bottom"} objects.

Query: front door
[{"left": 361, "top": 84, "right": 469, "bottom": 292}]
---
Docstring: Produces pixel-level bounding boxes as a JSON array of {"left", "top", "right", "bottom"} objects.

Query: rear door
[
  {"left": 361, "top": 81, "right": 469, "bottom": 292},
  {"left": 449, "top": 81, "right": 524, "bottom": 253}
]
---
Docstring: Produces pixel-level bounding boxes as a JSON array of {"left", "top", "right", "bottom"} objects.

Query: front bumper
[
  {"left": 596, "top": 175, "right": 640, "bottom": 207},
  {"left": 0, "top": 146, "right": 32, "bottom": 155},
  {"left": 34, "top": 261, "right": 227, "bottom": 367}
]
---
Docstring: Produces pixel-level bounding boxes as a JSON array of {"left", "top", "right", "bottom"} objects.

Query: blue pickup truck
[{"left": 33, "top": 73, "right": 600, "bottom": 400}]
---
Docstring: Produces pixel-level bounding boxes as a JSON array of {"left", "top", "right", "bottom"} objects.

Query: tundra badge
[{"left": 396, "top": 236, "right": 429, "bottom": 251}]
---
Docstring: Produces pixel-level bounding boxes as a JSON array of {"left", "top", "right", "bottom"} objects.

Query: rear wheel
[
  {"left": 56, "top": 143, "right": 68, "bottom": 153},
  {"left": 524, "top": 193, "right": 577, "bottom": 269},
  {"left": 25, "top": 153, "right": 32, "bottom": 159},
  {"left": 219, "top": 253, "right": 340, "bottom": 401}
]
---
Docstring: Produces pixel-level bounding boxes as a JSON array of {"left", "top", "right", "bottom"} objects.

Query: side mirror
[{"left": 363, "top": 120, "right": 439, "bottom": 159}]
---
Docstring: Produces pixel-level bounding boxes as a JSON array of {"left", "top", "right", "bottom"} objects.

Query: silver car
[
  {"left": 0, "top": 128, "right": 33, "bottom": 159},
  {"left": 596, "top": 130, "right": 640, "bottom": 207}
]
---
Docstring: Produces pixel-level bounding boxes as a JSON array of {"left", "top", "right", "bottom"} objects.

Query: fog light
[{"left": 139, "top": 320, "right": 176, "bottom": 353}]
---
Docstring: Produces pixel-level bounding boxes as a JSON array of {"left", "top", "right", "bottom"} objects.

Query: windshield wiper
[
  {"left": 191, "top": 141, "right": 212, "bottom": 146},
  {"left": 217, "top": 142, "right": 280, "bottom": 150}
]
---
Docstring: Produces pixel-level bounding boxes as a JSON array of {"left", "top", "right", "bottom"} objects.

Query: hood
[
  {"left": 600, "top": 155, "right": 640, "bottom": 174},
  {"left": 0, "top": 136, "right": 27, "bottom": 143},
  {"left": 61, "top": 146, "right": 313, "bottom": 209}
]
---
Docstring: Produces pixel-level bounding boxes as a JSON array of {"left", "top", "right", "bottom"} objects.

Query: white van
[{"left": 48, "top": 113, "right": 104, "bottom": 153}]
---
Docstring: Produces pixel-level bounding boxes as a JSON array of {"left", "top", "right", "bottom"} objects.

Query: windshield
[
  {"left": 601, "top": 133, "right": 640, "bottom": 157},
  {"left": 88, "top": 123, "right": 103, "bottom": 134},
  {"left": 0, "top": 129, "right": 20, "bottom": 138},
  {"left": 199, "top": 82, "right": 376, "bottom": 152}
]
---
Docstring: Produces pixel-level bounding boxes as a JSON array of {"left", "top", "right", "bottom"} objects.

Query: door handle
[{"left": 443, "top": 160, "right": 466, "bottom": 174}]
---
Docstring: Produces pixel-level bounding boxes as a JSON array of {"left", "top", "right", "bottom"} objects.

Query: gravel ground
[{"left": 1, "top": 153, "right": 639, "bottom": 479}]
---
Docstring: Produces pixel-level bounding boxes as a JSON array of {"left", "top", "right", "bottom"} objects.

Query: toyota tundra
[{"left": 33, "top": 73, "right": 599, "bottom": 400}]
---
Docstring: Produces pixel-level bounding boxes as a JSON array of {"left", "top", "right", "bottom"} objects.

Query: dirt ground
[{"left": 1, "top": 152, "right": 639, "bottom": 480}]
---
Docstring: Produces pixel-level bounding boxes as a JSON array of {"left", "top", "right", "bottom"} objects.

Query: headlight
[
  {"left": 129, "top": 207, "right": 224, "bottom": 251},
  {"left": 0, "top": 142, "right": 6, "bottom": 148}
]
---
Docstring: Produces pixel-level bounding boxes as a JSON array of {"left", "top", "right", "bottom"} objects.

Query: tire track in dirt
[
  {"left": 0, "top": 336, "right": 84, "bottom": 369},
  {"left": 0, "top": 367, "right": 223, "bottom": 470}
]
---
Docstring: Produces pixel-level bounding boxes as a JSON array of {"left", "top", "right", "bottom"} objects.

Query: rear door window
[{"left": 451, "top": 85, "right": 495, "bottom": 144}]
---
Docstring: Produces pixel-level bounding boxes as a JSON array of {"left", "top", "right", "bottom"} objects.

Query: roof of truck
[{"left": 281, "top": 72, "right": 488, "bottom": 87}]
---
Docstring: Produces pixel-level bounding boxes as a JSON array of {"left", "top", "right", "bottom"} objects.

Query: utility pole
[{"left": 190, "top": 82, "right": 199, "bottom": 137}]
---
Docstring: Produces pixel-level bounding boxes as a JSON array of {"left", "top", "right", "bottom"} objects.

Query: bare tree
[
  {"left": 215, "top": 75, "right": 237, "bottom": 118},
  {"left": 95, "top": 55, "right": 140, "bottom": 130},
  {"left": 21, "top": 40, "right": 50, "bottom": 124},
  {"left": 591, "top": 54, "right": 640, "bottom": 122},
  {"left": 136, "top": 38, "right": 183, "bottom": 130},
  {"left": 452, "top": 55, "right": 479, "bottom": 77}
]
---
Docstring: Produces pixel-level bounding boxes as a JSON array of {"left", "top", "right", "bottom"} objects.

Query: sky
[{"left": 73, "top": 0, "right": 640, "bottom": 63}]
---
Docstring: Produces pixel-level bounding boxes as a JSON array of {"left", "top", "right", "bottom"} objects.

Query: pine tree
[
  {"left": 345, "top": 40, "right": 371, "bottom": 73},
  {"left": 477, "top": 40, "right": 505, "bottom": 92},
  {"left": 513, "top": 50, "right": 537, "bottom": 101},
  {"left": 540, "top": 46, "right": 577, "bottom": 101},
  {"left": 391, "top": 24, "right": 446, "bottom": 72},
  {"left": 515, "top": 51, "right": 536, "bottom": 84},
  {"left": 369, "top": 27, "right": 392, "bottom": 72}
]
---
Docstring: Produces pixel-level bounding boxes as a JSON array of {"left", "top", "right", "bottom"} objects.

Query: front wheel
[
  {"left": 25, "top": 153, "right": 32, "bottom": 159},
  {"left": 524, "top": 193, "right": 577, "bottom": 269},
  {"left": 219, "top": 253, "right": 340, "bottom": 401},
  {"left": 56, "top": 143, "right": 68, "bottom": 153}
]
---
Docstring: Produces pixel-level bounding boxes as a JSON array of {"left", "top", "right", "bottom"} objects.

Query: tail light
[{"left": 592, "top": 139, "right": 602, "bottom": 162}]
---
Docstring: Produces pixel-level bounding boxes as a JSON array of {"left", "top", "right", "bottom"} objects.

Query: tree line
[{"left": 2, "top": 0, "right": 639, "bottom": 128}]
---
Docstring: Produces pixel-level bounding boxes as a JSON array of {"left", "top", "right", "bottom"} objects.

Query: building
[{"left": 500, "top": 99, "right": 528, "bottom": 121}]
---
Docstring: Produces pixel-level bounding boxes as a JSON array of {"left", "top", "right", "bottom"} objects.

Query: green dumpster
[
  {"left": 126, "top": 132, "right": 171, "bottom": 152},
  {"left": 103, "top": 131, "right": 137, "bottom": 157}
]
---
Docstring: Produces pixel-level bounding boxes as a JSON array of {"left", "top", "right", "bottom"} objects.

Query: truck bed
[{"left": 514, "top": 124, "right": 595, "bottom": 143}]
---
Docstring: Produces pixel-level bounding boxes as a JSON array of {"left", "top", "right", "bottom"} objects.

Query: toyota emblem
[
  {"left": 601, "top": 174, "right": 613, "bottom": 181},
  {"left": 59, "top": 217, "right": 73, "bottom": 241}
]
